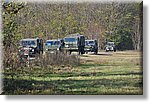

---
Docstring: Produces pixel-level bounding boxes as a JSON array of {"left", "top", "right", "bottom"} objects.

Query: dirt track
[{"left": 79, "top": 50, "right": 142, "bottom": 65}]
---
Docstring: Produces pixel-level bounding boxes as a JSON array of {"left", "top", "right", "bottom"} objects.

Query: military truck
[
  {"left": 105, "top": 42, "right": 116, "bottom": 52},
  {"left": 84, "top": 40, "right": 98, "bottom": 54},
  {"left": 45, "top": 39, "right": 64, "bottom": 53},
  {"left": 18, "top": 38, "right": 43, "bottom": 57},
  {"left": 63, "top": 34, "right": 85, "bottom": 55}
]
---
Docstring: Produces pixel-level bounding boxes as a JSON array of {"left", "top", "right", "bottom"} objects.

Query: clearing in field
[{"left": 2, "top": 51, "right": 143, "bottom": 95}]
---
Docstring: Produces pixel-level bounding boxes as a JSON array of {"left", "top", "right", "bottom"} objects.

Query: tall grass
[{"left": 33, "top": 52, "right": 80, "bottom": 67}]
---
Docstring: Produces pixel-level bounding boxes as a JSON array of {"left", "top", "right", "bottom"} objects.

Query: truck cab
[
  {"left": 18, "top": 38, "right": 43, "bottom": 57},
  {"left": 45, "top": 39, "right": 64, "bottom": 52},
  {"left": 85, "top": 40, "right": 98, "bottom": 54},
  {"left": 63, "top": 34, "right": 85, "bottom": 55},
  {"left": 105, "top": 42, "right": 116, "bottom": 52}
]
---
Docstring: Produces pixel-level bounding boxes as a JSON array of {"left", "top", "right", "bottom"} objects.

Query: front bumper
[
  {"left": 64, "top": 47, "right": 78, "bottom": 51},
  {"left": 84, "top": 47, "right": 96, "bottom": 52},
  {"left": 18, "top": 48, "right": 36, "bottom": 56},
  {"left": 106, "top": 47, "right": 114, "bottom": 51}
]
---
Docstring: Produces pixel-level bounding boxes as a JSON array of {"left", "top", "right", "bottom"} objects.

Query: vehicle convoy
[
  {"left": 45, "top": 39, "right": 64, "bottom": 52},
  {"left": 63, "top": 33, "right": 85, "bottom": 55},
  {"left": 18, "top": 38, "right": 43, "bottom": 57},
  {"left": 84, "top": 40, "right": 98, "bottom": 54},
  {"left": 105, "top": 42, "right": 116, "bottom": 52}
]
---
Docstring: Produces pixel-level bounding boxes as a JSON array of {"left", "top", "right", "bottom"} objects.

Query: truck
[
  {"left": 45, "top": 39, "right": 64, "bottom": 53},
  {"left": 105, "top": 42, "right": 116, "bottom": 52},
  {"left": 18, "top": 38, "right": 43, "bottom": 57},
  {"left": 63, "top": 33, "right": 85, "bottom": 55},
  {"left": 84, "top": 40, "right": 98, "bottom": 54}
]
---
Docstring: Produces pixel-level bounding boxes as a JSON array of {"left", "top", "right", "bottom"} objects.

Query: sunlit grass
[{"left": 3, "top": 51, "right": 143, "bottom": 95}]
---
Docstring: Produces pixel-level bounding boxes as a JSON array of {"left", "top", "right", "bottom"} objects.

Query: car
[
  {"left": 105, "top": 42, "right": 116, "bottom": 52},
  {"left": 84, "top": 40, "right": 98, "bottom": 54}
]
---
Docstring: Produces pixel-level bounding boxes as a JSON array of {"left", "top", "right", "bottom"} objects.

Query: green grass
[{"left": 2, "top": 51, "right": 143, "bottom": 95}]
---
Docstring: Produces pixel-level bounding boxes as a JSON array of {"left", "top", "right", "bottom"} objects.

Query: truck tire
[
  {"left": 114, "top": 48, "right": 116, "bottom": 52},
  {"left": 81, "top": 51, "right": 84, "bottom": 54},
  {"left": 94, "top": 50, "right": 98, "bottom": 55},
  {"left": 86, "top": 51, "right": 88, "bottom": 54},
  {"left": 69, "top": 51, "right": 72, "bottom": 55}
]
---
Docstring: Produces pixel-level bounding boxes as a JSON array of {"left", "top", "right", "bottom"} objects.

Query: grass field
[{"left": 2, "top": 51, "right": 143, "bottom": 95}]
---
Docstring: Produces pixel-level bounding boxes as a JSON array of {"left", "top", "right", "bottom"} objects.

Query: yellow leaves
[
  {"left": 66, "top": 15, "right": 72, "bottom": 21},
  {"left": 3, "top": 1, "right": 25, "bottom": 15}
]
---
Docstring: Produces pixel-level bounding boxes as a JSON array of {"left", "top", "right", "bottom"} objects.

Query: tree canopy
[{"left": 2, "top": 1, "right": 143, "bottom": 50}]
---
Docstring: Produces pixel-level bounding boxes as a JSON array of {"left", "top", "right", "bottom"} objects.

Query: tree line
[{"left": 2, "top": 1, "right": 143, "bottom": 51}]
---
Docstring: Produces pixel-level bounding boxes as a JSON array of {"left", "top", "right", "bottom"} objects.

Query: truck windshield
[
  {"left": 21, "top": 40, "right": 36, "bottom": 46},
  {"left": 107, "top": 42, "right": 114, "bottom": 46},
  {"left": 85, "top": 41, "right": 94, "bottom": 45},
  {"left": 53, "top": 41, "right": 60, "bottom": 45},
  {"left": 64, "top": 38, "right": 76, "bottom": 42},
  {"left": 46, "top": 41, "right": 60, "bottom": 45}
]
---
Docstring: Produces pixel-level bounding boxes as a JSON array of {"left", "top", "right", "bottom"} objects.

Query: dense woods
[{"left": 2, "top": 1, "right": 142, "bottom": 51}]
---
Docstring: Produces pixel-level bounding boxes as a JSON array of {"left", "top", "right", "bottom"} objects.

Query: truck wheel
[
  {"left": 86, "top": 51, "right": 88, "bottom": 54},
  {"left": 81, "top": 50, "right": 84, "bottom": 54},
  {"left": 78, "top": 51, "right": 81, "bottom": 55},
  {"left": 69, "top": 51, "right": 72, "bottom": 55},
  {"left": 94, "top": 51, "right": 98, "bottom": 55}
]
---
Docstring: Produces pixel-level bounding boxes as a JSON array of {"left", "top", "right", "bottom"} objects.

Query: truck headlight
[
  {"left": 32, "top": 49, "right": 34, "bottom": 52},
  {"left": 65, "top": 45, "right": 69, "bottom": 47},
  {"left": 57, "top": 48, "right": 59, "bottom": 51}
]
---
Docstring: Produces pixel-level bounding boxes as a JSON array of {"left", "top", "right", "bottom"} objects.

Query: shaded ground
[{"left": 2, "top": 51, "right": 143, "bottom": 95}]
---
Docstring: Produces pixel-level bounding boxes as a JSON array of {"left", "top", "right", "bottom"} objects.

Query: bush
[{"left": 33, "top": 52, "right": 80, "bottom": 68}]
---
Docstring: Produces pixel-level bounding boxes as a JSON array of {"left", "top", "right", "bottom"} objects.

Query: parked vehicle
[
  {"left": 18, "top": 38, "right": 43, "bottom": 57},
  {"left": 45, "top": 39, "right": 64, "bottom": 52},
  {"left": 105, "top": 42, "right": 116, "bottom": 52},
  {"left": 63, "top": 33, "right": 85, "bottom": 55},
  {"left": 84, "top": 40, "right": 98, "bottom": 54}
]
